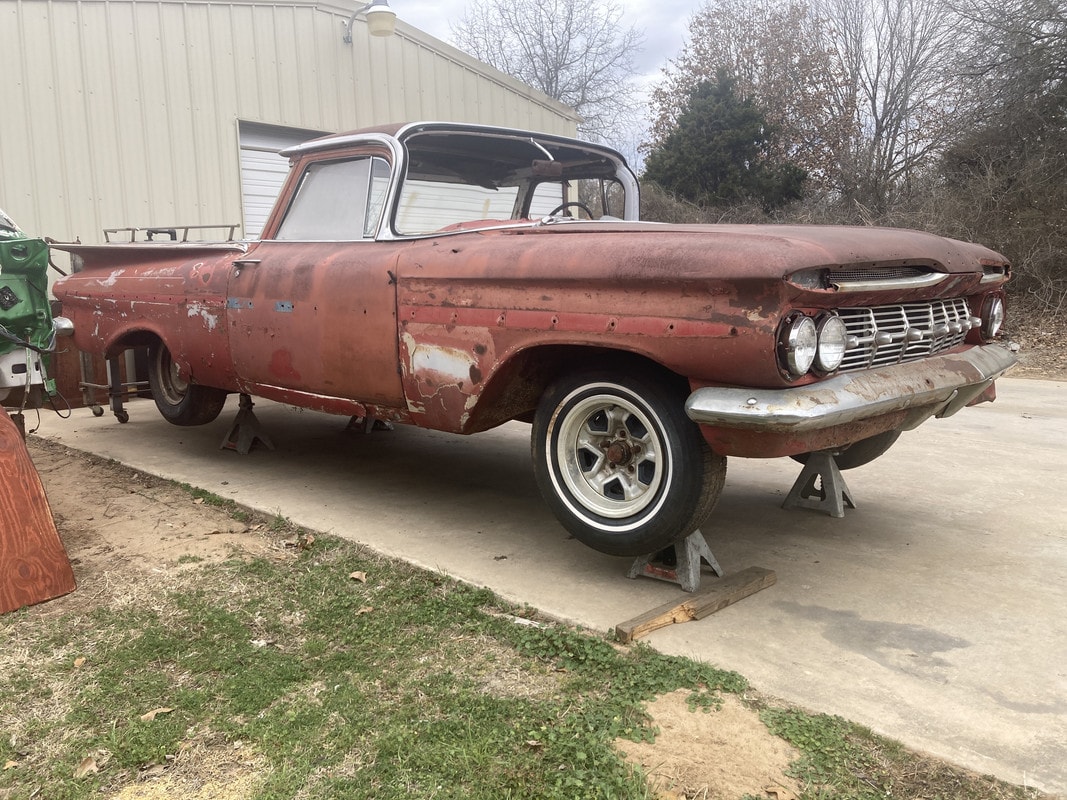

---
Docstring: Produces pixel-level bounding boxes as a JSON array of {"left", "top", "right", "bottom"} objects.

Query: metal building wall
[{"left": 0, "top": 0, "right": 580, "bottom": 245}]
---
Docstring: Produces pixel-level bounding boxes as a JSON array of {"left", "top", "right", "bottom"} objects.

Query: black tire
[
  {"left": 532, "top": 368, "right": 727, "bottom": 557},
  {"left": 147, "top": 341, "right": 227, "bottom": 426},
  {"left": 791, "top": 429, "right": 902, "bottom": 470}
]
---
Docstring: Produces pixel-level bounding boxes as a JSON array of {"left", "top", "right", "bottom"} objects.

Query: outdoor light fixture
[{"left": 343, "top": 0, "right": 396, "bottom": 42}]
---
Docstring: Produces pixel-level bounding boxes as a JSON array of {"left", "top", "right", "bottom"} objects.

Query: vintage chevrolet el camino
[{"left": 53, "top": 122, "right": 1017, "bottom": 557}]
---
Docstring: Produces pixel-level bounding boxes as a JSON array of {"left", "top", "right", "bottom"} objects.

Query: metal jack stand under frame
[
  {"left": 220, "top": 394, "right": 275, "bottom": 455},
  {"left": 781, "top": 450, "right": 856, "bottom": 518},
  {"left": 627, "top": 529, "right": 724, "bottom": 593}
]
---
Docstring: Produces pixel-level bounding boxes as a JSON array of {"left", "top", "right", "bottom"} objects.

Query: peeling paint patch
[
  {"left": 401, "top": 332, "right": 484, "bottom": 425},
  {"left": 95, "top": 269, "right": 125, "bottom": 288},
  {"left": 410, "top": 342, "right": 477, "bottom": 391},
  {"left": 187, "top": 301, "right": 219, "bottom": 331}
]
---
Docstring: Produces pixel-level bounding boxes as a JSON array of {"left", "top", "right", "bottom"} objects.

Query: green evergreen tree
[{"left": 643, "top": 74, "right": 806, "bottom": 211}]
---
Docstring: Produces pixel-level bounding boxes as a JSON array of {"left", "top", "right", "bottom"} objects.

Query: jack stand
[
  {"left": 220, "top": 394, "right": 275, "bottom": 455},
  {"left": 627, "top": 529, "right": 724, "bottom": 593},
  {"left": 782, "top": 450, "right": 855, "bottom": 518},
  {"left": 345, "top": 414, "right": 394, "bottom": 434}
]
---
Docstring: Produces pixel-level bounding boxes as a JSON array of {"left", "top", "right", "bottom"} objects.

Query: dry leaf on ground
[{"left": 74, "top": 756, "right": 99, "bottom": 779}]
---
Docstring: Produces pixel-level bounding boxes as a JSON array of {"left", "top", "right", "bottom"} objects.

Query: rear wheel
[
  {"left": 147, "top": 341, "right": 227, "bottom": 426},
  {"left": 791, "top": 429, "right": 902, "bottom": 470},
  {"left": 532, "top": 368, "right": 726, "bottom": 557}
]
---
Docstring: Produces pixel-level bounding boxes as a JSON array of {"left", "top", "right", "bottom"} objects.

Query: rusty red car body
[{"left": 53, "top": 122, "right": 1017, "bottom": 557}]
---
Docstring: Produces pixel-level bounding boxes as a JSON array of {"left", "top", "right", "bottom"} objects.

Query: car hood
[{"left": 499, "top": 221, "right": 1008, "bottom": 277}]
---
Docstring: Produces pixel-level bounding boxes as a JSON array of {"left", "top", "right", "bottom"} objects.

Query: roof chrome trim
[{"left": 280, "top": 132, "right": 400, "bottom": 159}]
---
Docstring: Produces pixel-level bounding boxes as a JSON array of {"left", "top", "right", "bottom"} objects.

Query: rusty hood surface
[{"left": 473, "top": 221, "right": 1007, "bottom": 277}]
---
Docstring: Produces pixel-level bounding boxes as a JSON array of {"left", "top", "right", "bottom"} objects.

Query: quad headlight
[
  {"left": 815, "top": 314, "right": 848, "bottom": 372},
  {"left": 780, "top": 315, "right": 818, "bottom": 376},
  {"left": 779, "top": 313, "right": 850, "bottom": 378}
]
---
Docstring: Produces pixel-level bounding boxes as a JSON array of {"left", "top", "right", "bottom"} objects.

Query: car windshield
[{"left": 394, "top": 130, "right": 633, "bottom": 235}]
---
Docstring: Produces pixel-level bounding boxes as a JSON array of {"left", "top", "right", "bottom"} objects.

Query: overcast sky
[{"left": 393, "top": 0, "right": 703, "bottom": 86}]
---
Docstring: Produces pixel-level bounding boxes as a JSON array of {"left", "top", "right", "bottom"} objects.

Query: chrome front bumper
[{"left": 685, "top": 344, "right": 1017, "bottom": 433}]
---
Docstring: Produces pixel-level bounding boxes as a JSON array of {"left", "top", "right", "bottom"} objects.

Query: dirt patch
[
  {"left": 28, "top": 437, "right": 273, "bottom": 611},
  {"left": 108, "top": 738, "right": 267, "bottom": 800},
  {"left": 616, "top": 691, "right": 801, "bottom": 800}
]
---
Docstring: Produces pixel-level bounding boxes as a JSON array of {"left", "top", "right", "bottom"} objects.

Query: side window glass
[{"left": 274, "top": 156, "right": 390, "bottom": 240}]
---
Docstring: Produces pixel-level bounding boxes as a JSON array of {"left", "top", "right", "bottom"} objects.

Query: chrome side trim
[{"left": 685, "top": 345, "right": 1016, "bottom": 433}]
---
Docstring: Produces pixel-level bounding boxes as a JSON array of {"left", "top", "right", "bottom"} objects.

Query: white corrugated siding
[
  {"left": 238, "top": 122, "right": 327, "bottom": 238},
  {"left": 238, "top": 147, "right": 293, "bottom": 239},
  {"left": 0, "top": 0, "right": 580, "bottom": 249}
]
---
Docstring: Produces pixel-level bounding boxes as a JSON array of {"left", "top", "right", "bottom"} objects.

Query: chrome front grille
[{"left": 837, "top": 299, "right": 973, "bottom": 372}]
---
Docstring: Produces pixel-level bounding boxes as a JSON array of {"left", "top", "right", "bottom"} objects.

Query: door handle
[{"left": 233, "top": 258, "right": 261, "bottom": 275}]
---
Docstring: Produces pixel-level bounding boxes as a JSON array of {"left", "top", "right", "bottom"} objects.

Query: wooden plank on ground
[
  {"left": 615, "top": 566, "right": 776, "bottom": 644},
  {"left": 0, "top": 410, "right": 76, "bottom": 614}
]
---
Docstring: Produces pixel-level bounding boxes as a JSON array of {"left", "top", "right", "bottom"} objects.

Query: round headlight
[
  {"left": 781, "top": 316, "right": 818, "bottom": 376},
  {"left": 981, "top": 295, "right": 1005, "bottom": 340},
  {"left": 815, "top": 315, "right": 848, "bottom": 372}
]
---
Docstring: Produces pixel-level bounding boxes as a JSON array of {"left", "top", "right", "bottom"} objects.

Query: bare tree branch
[
  {"left": 449, "top": 0, "right": 644, "bottom": 144},
  {"left": 650, "top": 0, "right": 972, "bottom": 209}
]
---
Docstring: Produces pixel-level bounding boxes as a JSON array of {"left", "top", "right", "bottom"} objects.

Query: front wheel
[
  {"left": 147, "top": 341, "right": 228, "bottom": 426},
  {"left": 532, "top": 369, "right": 726, "bottom": 557}
]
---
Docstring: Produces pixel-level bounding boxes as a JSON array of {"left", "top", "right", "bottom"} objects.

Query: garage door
[{"left": 239, "top": 122, "right": 328, "bottom": 238}]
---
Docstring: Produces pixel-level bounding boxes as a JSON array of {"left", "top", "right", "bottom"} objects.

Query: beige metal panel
[
  {"left": 187, "top": 6, "right": 233, "bottom": 217},
  {"left": 156, "top": 2, "right": 198, "bottom": 216},
  {"left": 204, "top": 4, "right": 241, "bottom": 118},
  {"left": 105, "top": 3, "right": 153, "bottom": 228},
  {"left": 136, "top": 2, "right": 179, "bottom": 224},
  {"left": 0, "top": 3, "right": 40, "bottom": 228},
  {"left": 77, "top": 2, "right": 126, "bottom": 237}
]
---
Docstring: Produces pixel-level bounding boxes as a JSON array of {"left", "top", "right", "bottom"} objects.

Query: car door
[{"left": 226, "top": 153, "right": 404, "bottom": 406}]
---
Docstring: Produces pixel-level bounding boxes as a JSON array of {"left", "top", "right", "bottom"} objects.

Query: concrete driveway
[{"left": 33, "top": 376, "right": 1066, "bottom": 795}]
